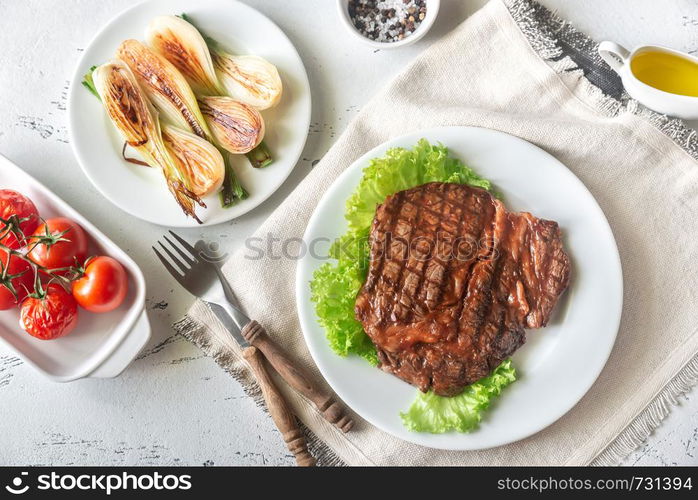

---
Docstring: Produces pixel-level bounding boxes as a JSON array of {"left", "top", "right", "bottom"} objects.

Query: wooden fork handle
[
  {"left": 241, "top": 320, "right": 354, "bottom": 433},
  {"left": 242, "top": 346, "right": 316, "bottom": 467}
]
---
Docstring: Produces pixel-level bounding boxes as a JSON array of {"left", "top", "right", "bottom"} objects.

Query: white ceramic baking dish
[{"left": 0, "top": 154, "right": 150, "bottom": 381}]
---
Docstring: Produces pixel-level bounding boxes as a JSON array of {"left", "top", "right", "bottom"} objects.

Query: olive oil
[{"left": 630, "top": 50, "right": 698, "bottom": 97}]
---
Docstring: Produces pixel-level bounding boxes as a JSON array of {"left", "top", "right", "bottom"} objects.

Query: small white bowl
[{"left": 337, "top": 0, "right": 440, "bottom": 49}]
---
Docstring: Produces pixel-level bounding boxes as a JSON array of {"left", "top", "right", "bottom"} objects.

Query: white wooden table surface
[{"left": 0, "top": 0, "right": 696, "bottom": 466}]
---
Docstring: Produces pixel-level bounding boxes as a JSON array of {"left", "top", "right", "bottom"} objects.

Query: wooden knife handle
[
  {"left": 241, "top": 320, "right": 354, "bottom": 433},
  {"left": 242, "top": 346, "right": 316, "bottom": 467}
]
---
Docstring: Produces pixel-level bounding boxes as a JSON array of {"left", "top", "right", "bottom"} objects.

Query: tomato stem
[
  {"left": 0, "top": 249, "right": 29, "bottom": 301},
  {"left": 0, "top": 214, "right": 34, "bottom": 247},
  {"left": 0, "top": 219, "right": 82, "bottom": 300}
]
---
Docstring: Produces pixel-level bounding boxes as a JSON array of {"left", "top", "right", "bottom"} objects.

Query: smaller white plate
[
  {"left": 296, "top": 127, "right": 623, "bottom": 450},
  {"left": 0, "top": 155, "right": 150, "bottom": 381},
  {"left": 68, "top": 0, "right": 311, "bottom": 227}
]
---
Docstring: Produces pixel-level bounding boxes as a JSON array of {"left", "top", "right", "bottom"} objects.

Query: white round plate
[
  {"left": 68, "top": 0, "right": 311, "bottom": 227},
  {"left": 296, "top": 126, "right": 623, "bottom": 450}
]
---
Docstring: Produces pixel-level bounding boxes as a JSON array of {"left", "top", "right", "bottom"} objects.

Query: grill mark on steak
[
  {"left": 433, "top": 186, "right": 465, "bottom": 333},
  {"left": 390, "top": 189, "right": 421, "bottom": 322},
  {"left": 355, "top": 182, "right": 571, "bottom": 396},
  {"left": 375, "top": 191, "right": 411, "bottom": 324},
  {"left": 404, "top": 187, "right": 438, "bottom": 320}
]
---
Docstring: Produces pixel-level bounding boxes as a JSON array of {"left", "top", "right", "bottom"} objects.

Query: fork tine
[
  {"left": 157, "top": 240, "right": 189, "bottom": 273},
  {"left": 163, "top": 234, "right": 196, "bottom": 266},
  {"left": 153, "top": 246, "right": 185, "bottom": 282},
  {"left": 168, "top": 230, "right": 197, "bottom": 258}
]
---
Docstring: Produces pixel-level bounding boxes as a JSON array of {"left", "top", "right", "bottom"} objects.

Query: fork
[
  {"left": 154, "top": 232, "right": 355, "bottom": 464},
  {"left": 153, "top": 232, "right": 315, "bottom": 466}
]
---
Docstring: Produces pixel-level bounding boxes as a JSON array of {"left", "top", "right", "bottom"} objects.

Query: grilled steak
[{"left": 355, "top": 182, "right": 571, "bottom": 396}]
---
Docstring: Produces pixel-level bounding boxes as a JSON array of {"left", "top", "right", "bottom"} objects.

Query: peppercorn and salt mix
[{"left": 348, "top": 0, "right": 428, "bottom": 43}]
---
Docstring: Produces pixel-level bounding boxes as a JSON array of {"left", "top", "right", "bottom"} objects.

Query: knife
[{"left": 193, "top": 240, "right": 354, "bottom": 433}]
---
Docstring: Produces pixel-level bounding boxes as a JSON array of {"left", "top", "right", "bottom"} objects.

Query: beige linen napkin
[{"left": 175, "top": 0, "right": 698, "bottom": 465}]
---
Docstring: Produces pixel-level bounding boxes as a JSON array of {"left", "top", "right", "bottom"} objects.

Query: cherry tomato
[
  {"left": 20, "top": 284, "right": 78, "bottom": 340},
  {"left": 0, "top": 248, "right": 34, "bottom": 310},
  {"left": 28, "top": 218, "right": 88, "bottom": 271},
  {"left": 72, "top": 256, "right": 128, "bottom": 313},
  {"left": 0, "top": 189, "right": 39, "bottom": 249}
]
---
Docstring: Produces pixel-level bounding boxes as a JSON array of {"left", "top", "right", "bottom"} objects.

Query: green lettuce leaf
[
  {"left": 344, "top": 139, "right": 492, "bottom": 233},
  {"left": 310, "top": 256, "right": 377, "bottom": 365},
  {"left": 309, "top": 139, "right": 515, "bottom": 432},
  {"left": 400, "top": 360, "right": 517, "bottom": 433}
]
